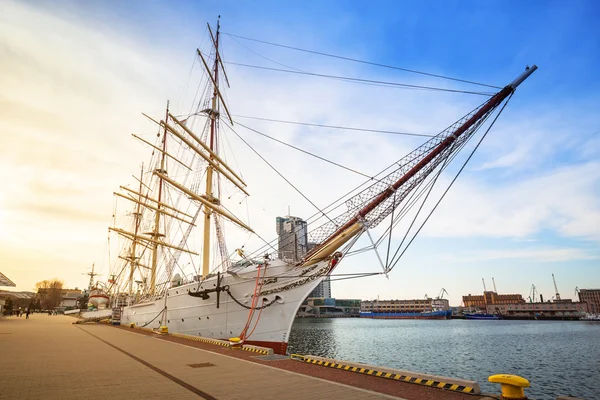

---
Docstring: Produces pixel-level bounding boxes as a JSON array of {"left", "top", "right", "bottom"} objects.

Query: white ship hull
[{"left": 121, "top": 258, "right": 331, "bottom": 354}]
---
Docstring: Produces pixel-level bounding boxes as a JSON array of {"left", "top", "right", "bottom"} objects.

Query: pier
[{"left": 0, "top": 315, "right": 488, "bottom": 399}]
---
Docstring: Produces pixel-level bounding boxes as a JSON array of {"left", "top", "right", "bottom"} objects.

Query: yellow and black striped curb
[
  {"left": 161, "top": 332, "right": 273, "bottom": 354},
  {"left": 290, "top": 355, "right": 478, "bottom": 394},
  {"left": 170, "top": 332, "right": 230, "bottom": 348},
  {"left": 241, "top": 346, "right": 273, "bottom": 355}
]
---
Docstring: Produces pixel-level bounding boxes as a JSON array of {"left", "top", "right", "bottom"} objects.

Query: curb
[
  {"left": 241, "top": 344, "right": 273, "bottom": 355},
  {"left": 290, "top": 354, "right": 480, "bottom": 395},
  {"left": 146, "top": 329, "right": 274, "bottom": 355}
]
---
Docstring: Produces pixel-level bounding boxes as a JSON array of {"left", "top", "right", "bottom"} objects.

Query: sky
[{"left": 0, "top": 0, "right": 599, "bottom": 306}]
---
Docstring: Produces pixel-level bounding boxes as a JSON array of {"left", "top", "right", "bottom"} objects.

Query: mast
[
  {"left": 302, "top": 65, "right": 538, "bottom": 266},
  {"left": 128, "top": 165, "right": 144, "bottom": 296},
  {"left": 202, "top": 17, "right": 221, "bottom": 278},
  {"left": 87, "top": 263, "right": 97, "bottom": 290},
  {"left": 149, "top": 102, "right": 169, "bottom": 294}
]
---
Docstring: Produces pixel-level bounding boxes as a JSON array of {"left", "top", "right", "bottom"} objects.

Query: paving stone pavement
[{"left": 0, "top": 314, "right": 401, "bottom": 399}]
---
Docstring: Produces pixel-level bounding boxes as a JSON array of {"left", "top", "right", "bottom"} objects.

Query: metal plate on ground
[
  {"left": 251, "top": 354, "right": 289, "bottom": 361},
  {"left": 187, "top": 363, "right": 216, "bottom": 368}
]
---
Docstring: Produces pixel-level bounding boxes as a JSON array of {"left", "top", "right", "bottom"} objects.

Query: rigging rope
[
  {"left": 222, "top": 120, "right": 336, "bottom": 226},
  {"left": 223, "top": 61, "right": 494, "bottom": 96},
  {"left": 236, "top": 121, "right": 377, "bottom": 180},
  {"left": 386, "top": 93, "right": 514, "bottom": 272},
  {"left": 233, "top": 115, "right": 435, "bottom": 138},
  {"left": 222, "top": 32, "right": 502, "bottom": 90}
]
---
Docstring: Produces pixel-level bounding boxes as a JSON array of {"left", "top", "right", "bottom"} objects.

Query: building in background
[
  {"left": 276, "top": 215, "right": 332, "bottom": 301},
  {"left": 59, "top": 289, "right": 83, "bottom": 309},
  {"left": 308, "top": 276, "right": 331, "bottom": 298},
  {"left": 0, "top": 295, "right": 6, "bottom": 315},
  {"left": 297, "top": 298, "right": 361, "bottom": 317},
  {"left": 578, "top": 289, "right": 600, "bottom": 314},
  {"left": 462, "top": 291, "right": 525, "bottom": 308},
  {"left": 361, "top": 298, "right": 450, "bottom": 313},
  {"left": 276, "top": 215, "right": 308, "bottom": 263},
  {"left": 493, "top": 299, "right": 587, "bottom": 320},
  {"left": 0, "top": 271, "right": 16, "bottom": 287}
]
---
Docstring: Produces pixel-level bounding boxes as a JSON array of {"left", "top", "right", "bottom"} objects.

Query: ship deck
[{"left": 0, "top": 314, "right": 492, "bottom": 400}]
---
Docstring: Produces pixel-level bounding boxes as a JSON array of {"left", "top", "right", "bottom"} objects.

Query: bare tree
[{"left": 35, "top": 279, "right": 64, "bottom": 310}]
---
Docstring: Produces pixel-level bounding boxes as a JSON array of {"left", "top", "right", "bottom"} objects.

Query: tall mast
[
  {"left": 150, "top": 102, "right": 169, "bottom": 294},
  {"left": 87, "top": 263, "right": 97, "bottom": 290},
  {"left": 128, "top": 165, "right": 144, "bottom": 296},
  {"left": 202, "top": 17, "right": 221, "bottom": 278}
]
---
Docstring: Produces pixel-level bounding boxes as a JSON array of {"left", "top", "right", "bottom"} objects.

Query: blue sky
[{"left": 1, "top": 0, "right": 598, "bottom": 305}]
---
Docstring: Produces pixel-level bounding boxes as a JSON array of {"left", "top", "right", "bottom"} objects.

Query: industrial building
[
  {"left": 361, "top": 298, "right": 450, "bottom": 313},
  {"left": 578, "top": 289, "right": 600, "bottom": 314},
  {"left": 297, "top": 298, "right": 361, "bottom": 317},
  {"left": 462, "top": 291, "right": 525, "bottom": 308}
]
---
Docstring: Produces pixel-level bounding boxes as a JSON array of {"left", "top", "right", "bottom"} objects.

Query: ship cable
[
  {"left": 382, "top": 95, "right": 509, "bottom": 270},
  {"left": 222, "top": 61, "right": 494, "bottom": 96},
  {"left": 232, "top": 115, "right": 435, "bottom": 138},
  {"left": 222, "top": 32, "right": 502, "bottom": 89},
  {"left": 239, "top": 263, "right": 268, "bottom": 340},
  {"left": 386, "top": 93, "right": 514, "bottom": 272},
  {"left": 226, "top": 289, "right": 277, "bottom": 310},
  {"left": 226, "top": 34, "right": 452, "bottom": 93},
  {"left": 344, "top": 97, "right": 489, "bottom": 263},
  {"left": 223, "top": 121, "right": 336, "bottom": 226},
  {"left": 235, "top": 121, "right": 379, "bottom": 181},
  {"left": 139, "top": 307, "right": 166, "bottom": 328}
]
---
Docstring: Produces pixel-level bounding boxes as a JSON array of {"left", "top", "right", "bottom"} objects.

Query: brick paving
[{"left": 0, "top": 314, "right": 400, "bottom": 399}]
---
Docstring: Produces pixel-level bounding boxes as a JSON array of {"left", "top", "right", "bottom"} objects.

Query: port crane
[
  {"left": 437, "top": 288, "right": 449, "bottom": 299},
  {"left": 492, "top": 277, "right": 498, "bottom": 292},
  {"left": 482, "top": 278, "right": 487, "bottom": 292},
  {"left": 528, "top": 284, "right": 537, "bottom": 303},
  {"left": 552, "top": 273, "right": 561, "bottom": 301}
]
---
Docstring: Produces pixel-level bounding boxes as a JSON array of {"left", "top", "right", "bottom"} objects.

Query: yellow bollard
[
  {"left": 130, "top": 323, "right": 136, "bottom": 328},
  {"left": 229, "top": 337, "right": 242, "bottom": 349},
  {"left": 489, "top": 374, "right": 530, "bottom": 399},
  {"left": 159, "top": 325, "right": 169, "bottom": 334}
]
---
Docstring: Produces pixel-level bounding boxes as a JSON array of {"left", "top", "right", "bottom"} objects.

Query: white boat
[
  {"left": 580, "top": 313, "right": 600, "bottom": 321},
  {"left": 103, "top": 19, "right": 537, "bottom": 354}
]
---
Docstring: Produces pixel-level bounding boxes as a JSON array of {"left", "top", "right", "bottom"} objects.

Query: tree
[{"left": 35, "top": 279, "right": 64, "bottom": 310}]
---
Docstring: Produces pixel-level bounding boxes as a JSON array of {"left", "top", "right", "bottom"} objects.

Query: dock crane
[
  {"left": 528, "top": 284, "right": 537, "bottom": 303},
  {"left": 437, "top": 288, "right": 449, "bottom": 299},
  {"left": 552, "top": 273, "right": 561, "bottom": 301},
  {"left": 492, "top": 277, "right": 498, "bottom": 292},
  {"left": 482, "top": 278, "right": 487, "bottom": 292}
]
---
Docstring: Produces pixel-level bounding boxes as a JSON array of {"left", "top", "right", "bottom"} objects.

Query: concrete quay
[{"left": 0, "top": 314, "right": 489, "bottom": 399}]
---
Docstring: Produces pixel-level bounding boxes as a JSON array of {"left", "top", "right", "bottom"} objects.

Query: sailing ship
[
  {"left": 104, "top": 19, "right": 537, "bottom": 354},
  {"left": 86, "top": 264, "right": 109, "bottom": 310}
]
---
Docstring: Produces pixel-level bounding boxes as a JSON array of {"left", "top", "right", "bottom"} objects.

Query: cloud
[{"left": 445, "top": 247, "right": 600, "bottom": 263}]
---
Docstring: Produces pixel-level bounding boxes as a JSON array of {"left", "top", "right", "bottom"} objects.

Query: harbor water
[{"left": 288, "top": 318, "right": 600, "bottom": 399}]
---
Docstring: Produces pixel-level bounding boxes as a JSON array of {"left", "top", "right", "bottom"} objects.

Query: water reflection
[{"left": 288, "top": 318, "right": 600, "bottom": 400}]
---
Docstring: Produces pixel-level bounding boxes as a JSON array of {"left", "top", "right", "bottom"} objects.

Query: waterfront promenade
[{"left": 0, "top": 315, "right": 485, "bottom": 399}]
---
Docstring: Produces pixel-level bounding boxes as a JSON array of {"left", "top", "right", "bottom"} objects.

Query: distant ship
[
  {"left": 360, "top": 309, "right": 452, "bottom": 320},
  {"left": 580, "top": 313, "right": 600, "bottom": 322},
  {"left": 464, "top": 312, "right": 501, "bottom": 320}
]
